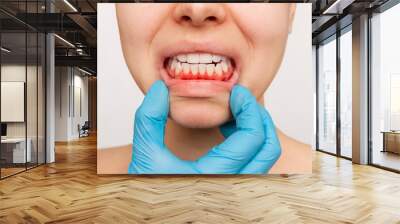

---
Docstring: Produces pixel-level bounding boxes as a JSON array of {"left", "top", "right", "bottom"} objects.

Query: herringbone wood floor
[{"left": 1, "top": 135, "right": 400, "bottom": 224}]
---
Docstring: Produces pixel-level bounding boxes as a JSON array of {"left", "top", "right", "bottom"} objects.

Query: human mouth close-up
[
  {"left": 167, "top": 53, "right": 233, "bottom": 81},
  {"left": 161, "top": 52, "right": 239, "bottom": 98}
]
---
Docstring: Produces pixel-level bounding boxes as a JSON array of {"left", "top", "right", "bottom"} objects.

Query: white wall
[
  {"left": 55, "top": 67, "right": 89, "bottom": 141},
  {"left": 55, "top": 67, "right": 70, "bottom": 141},
  {"left": 1, "top": 64, "right": 46, "bottom": 163},
  {"left": 72, "top": 73, "right": 89, "bottom": 138},
  {"left": 98, "top": 4, "right": 313, "bottom": 149},
  {"left": 312, "top": 45, "right": 317, "bottom": 150},
  {"left": 1, "top": 65, "right": 38, "bottom": 138}
]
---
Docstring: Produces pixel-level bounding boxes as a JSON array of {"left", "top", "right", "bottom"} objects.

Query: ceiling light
[
  {"left": 54, "top": 34, "right": 75, "bottom": 48},
  {"left": 78, "top": 67, "right": 93, "bottom": 76},
  {"left": 322, "top": 0, "right": 355, "bottom": 15},
  {"left": 63, "top": 0, "right": 78, "bottom": 12},
  {"left": 1, "top": 47, "right": 11, "bottom": 53}
]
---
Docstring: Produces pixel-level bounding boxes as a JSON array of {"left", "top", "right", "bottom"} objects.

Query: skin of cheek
[
  {"left": 116, "top": 4, "right": 171, "bottom": 93},
  {"left": 116, "top": 4, "right": 291, "bottom": 128},
  {"left": 228, "top": 4, "right": 291, "bottom": 99}
]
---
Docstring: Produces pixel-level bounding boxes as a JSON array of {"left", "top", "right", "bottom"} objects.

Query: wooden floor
[
  {"left": 0, "top": 135, "right": 400, "bottom": 223},
  {"left": 1, "top": 163, "right": 45, "bottom": 178},
  {"left": 1, "top": 167, "right": 26, "bottom": 178},
  {"left": 373, "top": 150, "right": 400, "bottom": 171}
]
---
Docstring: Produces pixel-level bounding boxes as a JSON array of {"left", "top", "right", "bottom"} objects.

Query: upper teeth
[
  {"left": 167, "top": 53, "right": 233, "bottom": 81},
  {"left": 175, "top": 53, "right": 226, "bottom": 64}
]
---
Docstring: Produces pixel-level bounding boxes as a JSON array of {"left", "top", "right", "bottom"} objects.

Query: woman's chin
[{"left": 169, "top": 99, "right": 231, "bottom": 129}]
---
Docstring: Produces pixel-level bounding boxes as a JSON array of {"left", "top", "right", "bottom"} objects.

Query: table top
[
  {"left": 381, "top": 131, "right": 400, "bottom": 134},
  {"left": 1, "top": 138, "right": 29, "bottom": 143}
]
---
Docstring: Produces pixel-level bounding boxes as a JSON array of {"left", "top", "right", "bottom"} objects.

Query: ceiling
[{"left": 0, "top": 0, "right": 395, "bottom": 74}]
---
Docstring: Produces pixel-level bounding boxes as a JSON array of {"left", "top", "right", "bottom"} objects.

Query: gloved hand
[
  {"left": 220, "top": 104, "right": 282, "bottom": 174},
  {"left": 128, "top": 80, "right": 281, "bottom": 174}
]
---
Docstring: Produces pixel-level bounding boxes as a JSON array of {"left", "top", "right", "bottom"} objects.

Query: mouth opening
[{"left": 164, "top": 53, "right": 235, "bottom": 81}]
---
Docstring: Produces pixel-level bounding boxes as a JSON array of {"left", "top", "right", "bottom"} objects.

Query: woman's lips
[
  {"left": 162, "top": 72, "right": 239, "bottom": 98},
  {"left": 161, "top": 52, "right": 238, "bottom": 98}
]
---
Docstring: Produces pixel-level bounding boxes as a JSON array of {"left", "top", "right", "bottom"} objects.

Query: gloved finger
[
  {"left": 219, "top": 119, "right": 236, "bottom": 138},
  {"left": 195, "top": 85, "right": 265, "bottom": 174},
  {"left": 240, "top": 105, "right": 282, "bottom": 174},
  {"left": 134, "top": 80, "right": 169, "bottom": 146},
  {"left": 130, "top": 80, "right": 201, "bottom": 174},
  {"left": 129, "top": 147, "right": 199, "bottom": 174}
]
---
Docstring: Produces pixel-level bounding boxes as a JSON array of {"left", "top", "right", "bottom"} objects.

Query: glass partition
[
  {"left": 1, "top": 31, "right": 28, "bottom": 177},
  {"left": 0, "top": 1, "right": 46, "bottom": 179}
]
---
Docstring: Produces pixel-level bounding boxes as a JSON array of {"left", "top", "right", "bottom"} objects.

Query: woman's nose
[{"left": 172, "top": 3, "right": 226, "bottom": 27}]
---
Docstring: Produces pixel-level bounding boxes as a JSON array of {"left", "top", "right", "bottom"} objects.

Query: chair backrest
[{"left": 82, "top": 121, "right": 90, "bottom": 129}]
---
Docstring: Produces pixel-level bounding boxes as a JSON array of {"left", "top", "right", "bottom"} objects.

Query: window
[
  {"left": 390, "top": 74, "right": 400, "bottom": 130},
  {"left": 339, "top": 29, "right": 352, "bottom": 158},
  {"left": 371, "top": 2, "right": 400, "bottom": 171},
  {"left": 318, "top": 37, "right": 337, "bottom": 154}
]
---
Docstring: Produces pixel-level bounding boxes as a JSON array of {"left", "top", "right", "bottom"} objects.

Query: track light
[
  {"left": 63, "top": 0, "right": 78, "bottom": 12},
  {"left": 54, "top": 34, "right": 75, "bottom": 48},
  {"left": 1, "top": 47, "right": 11, "bottom": 53},
  {"left": 322, "top": 0, "right": 355, "bottom": 15},
  {"left": 78, "top": 67, "right": 93, "bottom": 76}
]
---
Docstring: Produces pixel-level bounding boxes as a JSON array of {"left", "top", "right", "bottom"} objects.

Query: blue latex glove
[
  {"left": 128, "top": 80, "right": 281, "bottom": 174},
  {"left": 220, "top": 104, "right": 282, "bottom": 174}
]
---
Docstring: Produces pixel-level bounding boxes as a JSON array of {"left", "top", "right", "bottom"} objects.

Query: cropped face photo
[
  {"left": 116, "top": 4, "right": 294, "bottom": 128},
  {"left": 97, "top": 3, "right": 313, "bottom": 175}
]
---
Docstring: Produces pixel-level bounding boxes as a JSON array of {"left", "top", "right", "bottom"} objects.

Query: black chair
[{"left": 79, "top": 121, "right": 90, "bottom": 138}]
